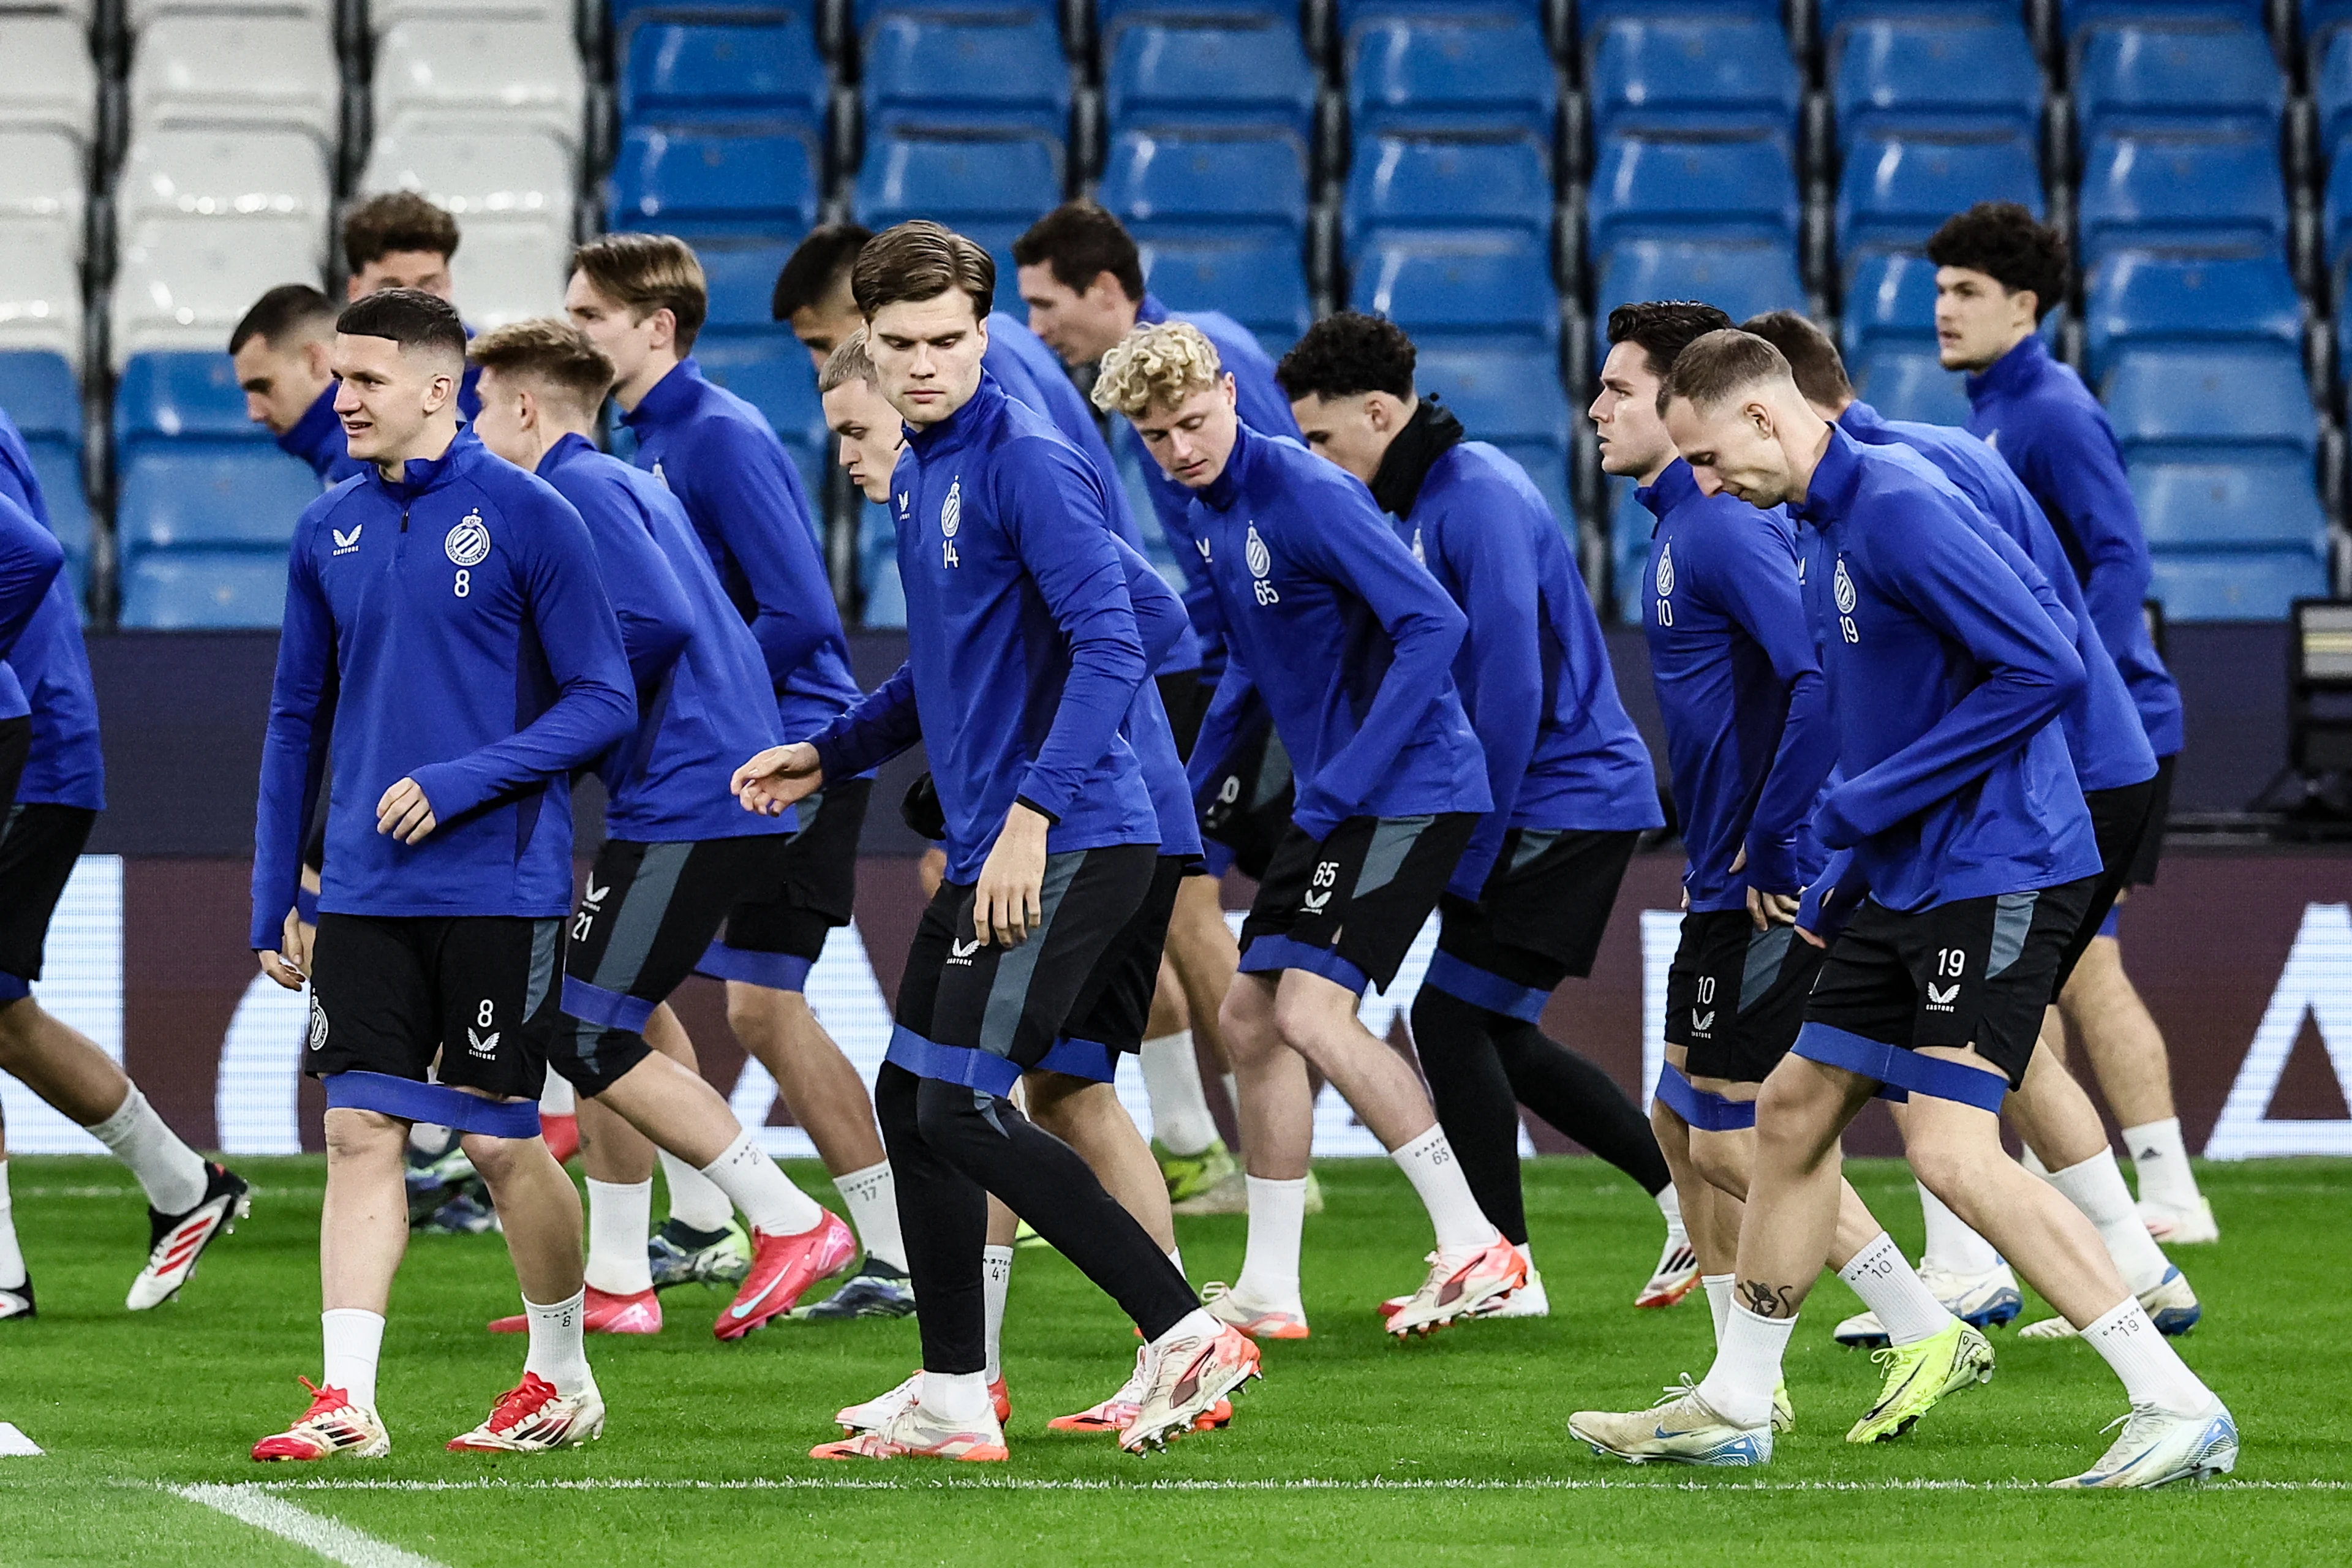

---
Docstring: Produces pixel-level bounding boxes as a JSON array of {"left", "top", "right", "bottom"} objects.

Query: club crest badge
[
  {"left": 445, "top": 511, "right": 491, "bottom": 568},
  {"left": 1656, "top": 541, "right": 1675, "bottom": 597},
  {"left": 1833, "top": 557, "right": 1857, "bottom": 616}
]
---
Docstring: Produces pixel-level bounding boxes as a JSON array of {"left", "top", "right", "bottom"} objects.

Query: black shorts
[
  {"left": 888, "top": 843, "right": 1156, "bottom": 1093},
  {"left": 1800, "top": 878, "right": 2095, "bottom": 1092},
  {"left": 0, "top": 801, "right": 94, "bottom": 989},
  {"left": 1425, "top": 827, "right": 1638, "bottom": 1020},
  {"left": 1196, "top": 715, "right": 1294, "bottom": 881},
  {"left": 2057, "top": 774, "right": 2159, "bottom": 993},
  {"left": 0, "top": 715, "right": 31, "bottom": 816},
  {"left": 307, "top": 912, "right": 564, "bottom": 1101},
  {"left": 2126, "top": 752, "right": 2175, "bottom": 886},
  {"left": 1667, "top": 909, "right": 1829, "bottom": 1084},
  {"left": 697, "top": 775, "right": 871, "bottom": 989},
  {"left": 1240, "top": 812, "right": 1477, "bottom": 996},
  {"left": 1155, "top": 669, "right": 1208, "bottom": 763},
  {"left": 554, "top": 832, "right": 797, "bottom": 1095},
  {"left": 1041, "top": 853, "right": 1188, "bottom": 1080}
]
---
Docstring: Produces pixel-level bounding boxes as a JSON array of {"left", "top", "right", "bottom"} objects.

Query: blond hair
[
  {"left": 818, "top": 328, "right": 877, "bottom": 395},
  {"left": 1091, "top": 322, "right": 1223, "bottom": 417},
  {"left": 468, "top": 317, "right": 616, "bottom": 412}
]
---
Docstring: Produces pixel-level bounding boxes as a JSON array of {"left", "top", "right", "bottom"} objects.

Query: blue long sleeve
[
  {"left": 1711, "top": 543, "right": 1834, "bottom": 895},
  {"left": 0, "top": 494, "right": 62, "bottom": 664},
  {"left": 1185, "top": 651, "right": 1257, "bottom": 801},
  {"left": 251, "top": 540, "right": 338, "bottom": 948},
  {"left": 586, "top": 509, "right": 693, "bottom": 693},
  {"left": 1117, "top": 532, "right": 1186, "bottom": 672},
  {"left": 811, "top": 658, "right": 922, "bottom": 782},
  {"left": 689, "top": 417, "right": 839, "bottom": 690},
  {"left": 1434, "top": 492, "right": 1544, "bottom": 894}
]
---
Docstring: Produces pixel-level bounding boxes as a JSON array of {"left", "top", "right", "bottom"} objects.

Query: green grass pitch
[{"left": 0, "top": 1154, "right": 2344, "bottom": 1565}]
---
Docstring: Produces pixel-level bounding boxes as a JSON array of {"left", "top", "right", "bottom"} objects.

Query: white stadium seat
[
  {"left": 116, "top": 130, "right": 334, "bottom": 267},
  {"left": 448, "top": 218, "right": 570, "bottom": 329},
  {"left": 0, "top": 128, "right": 87, "bottom": 262},
  {"left": 127, "top": 0, "right": 336, "bottom": 31},
  {"left": 129, "top": 17, "right": 341, "bottom": 153},
  {"left": 0, "top": 221, "right": 85, "bottom": 372},
  {"left": 0, "top": 17, "right": 100, "bottom": 149},
  {"left": 372, "top": 21, "right": 585, "bottom": 156},
  {"left": 370, "top": 0, "right": 575, "bottom": 36},
  {"left": 109, "top": 214, "right": 320, "bottom": 368},
  {"left": 360, "top": 127, "right": 576, "bottom": 234}
]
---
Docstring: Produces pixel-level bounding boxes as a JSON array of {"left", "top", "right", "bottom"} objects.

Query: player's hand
[
  {"left": 259, "top": 909, "right": 306, "bottom": 990},
  {"left": 734, "top": 743, "right": 823, "bottom": 815},
  {"left": 1748, "top": 885, "right": 1800, "bottom": 932},
  {"left": 1795, "top": 924, "right": 1826, "bottom": 949},
  {"left": 376, "top": 777, "right": 439, "bottom": 843},
  {"left": 975, "top": 802, "right": 1049, "bottom": 946}
]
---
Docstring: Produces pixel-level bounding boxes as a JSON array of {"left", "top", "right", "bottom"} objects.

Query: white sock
[
  {"left": 1234, "top": 1175, "right": 1306, "bottom": 1307},
  {"left": 1147, "top": 1306, "right": 1219, "bottom": 1354},
  {"left": 520, "top": 1289, "right": 593, "bottom": 1397},
  {"left": 539, "top": 1074, "right": 576, "bottom": 1116},
  {"left": 1695, "top": 1303, "right": 1795, "bottom": 1430},
  {"left": 981, "top": 1244, "right": 1013, "bottom": 1384},
  {"left": 582, "top": 1178, "right": 654, "bottom": 1297},
  {"left": 85, "top": 1085, "right": 206, "bottom": 1215},
  {"left": 0, "top": 1161, "right": 24, "bottom": 1291},
  {"left": 1655, "top": 1182, "right": 1687, "bottom": 1248},
  {"left": 2082, "top": 1296, "right": 2212, "bottom": 1415},
  {"left": 1702, "top": 1273, "right": 1735, "bottom": 1346},
  {"left": 1390, "top": 1125, "right": 1501, "bottom": 1256},
  {"left": 834, "top": 1159, "right": 907, "bottom": 1272},
  {"left": 1140, "top": 1031, "right": 1218, "bottom": 1156},
  {"left": 408, "top": 1122, "right": 449, "bottom": 1155},
  {"left": 321, "top": 1307, "right": 385, "bottom": 1411},
  {"left": 1838, "top": 1231, "right": 1956, "bottom": 1347},
  {"left": 658, "top": 1147, "right": 734, "bottom": 1233},
  {"left": 699, "top": 1131, "right": 823, "bottom": 1238},
  {"left": 2048, "top": 1149, "right": 2174, "bottom": 1295},
  {"left": 1917, "top": 1180, "right": 2003, "bottom": 1275},
  {"left": 2121, "top": 1117, "right": 2202, "bottom": 1211},
  {"left": 919, "top": 1368, "right": 991, "bottom": 1425},
  {"left": 1166, "top": 1245, "right": 1185, "bottom": 1281}
]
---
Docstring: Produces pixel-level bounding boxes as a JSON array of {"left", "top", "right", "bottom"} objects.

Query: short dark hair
[
  {"left": 343, "top": 191, "right": 461, "bottom": 274},
  {"left": 851, "top": 221, "right": 995, "bottom": 321},
  {"left": 336, "top": 288, "right": 469, "bottom": 364},
  {"left": 1275, "top": 312, "right": 1415, "bottom": 403},
  {"left": 1664, "top": 328, "right": 1795, "bottom": 415},
  {"left": 1740, "top": 310, "right": 1852, "bottom": 407},
  {"left": 569, "top": 232, "right": 709, "bottom": 355},
  {"left": 230, "top": 282, "right": 337, "bottom": 356},
  {"left": 773, "top": 222, "right": 873, "bottom": 322},
  {"left": 1605, "top": 301, "right": 1736, "bottom": 383},
  {"left": 1926, "top": 202, "right": 2068, "bottom": 322},
  {"left": 1011, "top": 202, "right": 1144, "bottom": 302},
  {"left": 468, "top": 318, "right": 615, "bottom": 410}
]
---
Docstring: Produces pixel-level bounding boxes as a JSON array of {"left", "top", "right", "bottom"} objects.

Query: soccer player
[
  {"left": 1572, "top": 331, "right": 2236, "bottom": 1488},
  {"left": 247, "top": 290, "right": 635, "bottom": 1460},
  {"left": 791, "top": 221, "right": 1245, "bottom": 1208},
  {"left": 0, "top": 402, "right": 247, "bottom": 1324},
  {"left": 342, "top": 192, "right": 481, "bottom": 420},
  {"left": 1096, "top": 320, "right": 1523, "bottom": 1340},
  {"left": 466, "top": 318, "right": 860, "bottom": 1341},
  {"left": 564, "top": 232, "right": 913, "bottom": 1318},
  {"left": 1928, "top": 203, "right": 2214, "bottom": 1245},
  {"left": 737, "top": 222, "right": 1257, "bottom": 1461},
  {"left": 233, "top": 284, "right": 369, "bottom": 486},
  {"left": 1744, "top": 310, "right": 2203, "bottom": 1348},
  {"left": 1275, "top": 311, "right": 1690, "bottom": 1317}
]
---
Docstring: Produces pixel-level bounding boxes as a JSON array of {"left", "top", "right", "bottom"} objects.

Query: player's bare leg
[
  {"left": 1155, "top": 878, "right": 1246, "bottom": 1210},
  {"left": 2057, "top": 934, "right": 2214, "bottom": 1241}
]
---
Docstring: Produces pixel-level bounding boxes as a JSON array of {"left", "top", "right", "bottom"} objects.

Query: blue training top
[
  {"left": 1964, "top": 334, "right": 2183, "bottom": 759},
  {"left": 0, "top": 410, "right": 103, "bottom": 810},
  {"left": 251, "top": 428, "right": 636, "bottom": 946},
  {"left": 534, "top": 432, "right": 793, "bottom": 844},
  {"left": 1640, "top": 459, "right": 1835, "bottom": 910}
]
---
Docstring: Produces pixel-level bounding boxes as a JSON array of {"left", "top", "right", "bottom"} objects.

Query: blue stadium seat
[
  {"left": 854, "top": 132, "right": 1065, "bottom": 314},
  {"left": 1104, "top": 20, "right": 1316, "bottom": 140},
  {"left": 608, "top": 127, "right": 820, "bottom": 238},
  {"left": 862, "top": 12, "right": 1069, "bottom": 138},
  {"left": 1580, "top": 0, "right": 1779, "bottom": 36},
  {"left": 1593, "top": 239, "right": 1805, "bottom": 361},
  {"left": 689, "top": 239, "right": 797, "bottom": 330},
  {"left": 1586, "top": 18, "right": 1801, "bottom": 148},
  {"left": 1839, "top": 250, "right": 1937, "bottom": 360},
  {"left": 2105, "top": 346, "right": 2318, "bottom": 460},
  {"left": 2060, "top": 1, "right": 2267, "bottom": 40},
  {"left": 2147, "top": 543, "right": 2331, "bottom": 620},
  {"left": 1343, "top": 132, "right": 1550, "bottom": 258},
  {"left": 2312, "top": 0, "right": 2352, "bottom": 53},
  {"left": 619, "top": 17, "right": 826, "bottom": 133},
  {"left": 1607, "top": 478, "right": 1652, "bottom": 622},
  {"left": 1817, "top": 0, "right": 2018, "bottom": 37},
  {"left": 1585, "top": 134, "right": 1801, "bottom": 261},
  {"left": 2073, "top": 23, "right": 2283, "bottom": 143},
  {"left": 691, "top": 336, "right": 828, "bottom": 499},
  {"left": 1831, "top": 19, "right": 2043, "bottom": 152},
  {"left": 2084, "top": 251, "right": 2302, "bottom": 383},
  {"left": 0, "top": 350, "right": 88, "bottom": 567},
  {"left": 2135, "top": 455, "right": 2331, "bottom": 551},
  {"left": 1416, "top": 345, "right": 1571, "bottom": 520},
  {"left": 1134, "top": 235, "right": 1312, "bottom": 353},
  {"left": 1347, "top": 15, "right": 1556, "bottom": 140},
  {"left": 1099, "top": 0, "right": 1298, "bottom": 44},
  {"left": 1101, "top": 130, "right": 1308, "bottom": 236},
  {"left": 614, "top": 0, "right": 812, "bottom": 37},
  {"left": 2077, "top": 132, "right": 2288, "bottom": 267},
  {"left": 853, "top": 0, "right": 1059, "bottom": 34},
  {"left": 858, "top": 499, "right": 907, "bottom": 628},
  {"left": 112, "top": 353, "right": 318, "bottom": 566},
  {"left": 1351, "top": 233, "right": 1558, "bottom": 348},
  {"left": 113, "top": 351, "right": 260, "bottom": 453},
  {"left": 119, "top": 551, "right": 293, "bottom": 629},
  {"left": 1836, "top": 132, "right": 2042, "bottom": 265},
  {"left": 2313, "top": 31, "right": 2352, "bottom": 179},
  {"left": 1851, "top": 349, "right": 1973, "bottom": 424}
]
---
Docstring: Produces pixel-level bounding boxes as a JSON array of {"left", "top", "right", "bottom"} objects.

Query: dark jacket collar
[
  {"left": 1368, "top": 396, "right": 1465, "bottom": 517},
  {"left": 371, "top": 425, "right": 480, "bottom": 501},
  {"left": 1965, "top": 332, "right": 2051, "bottom": 404},
  {"left": 620, "top": 357, "right": 707, "bottom": 431}
]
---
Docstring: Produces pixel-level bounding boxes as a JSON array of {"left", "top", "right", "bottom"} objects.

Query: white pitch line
[
  {"left": 171, "top": 1483, "right": 451, "bottom": 1568},
  {"left": 247, "top": 1476, "right": 2348, "bottom": 1495}
]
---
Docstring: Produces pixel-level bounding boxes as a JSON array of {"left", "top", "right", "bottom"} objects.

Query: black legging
[
  {"left": 876, "top": 1061, "right": 1197, "bottom": 1374},
  {"left": 1410, "top": 986, "right": 1671, "bottom": 1246}
]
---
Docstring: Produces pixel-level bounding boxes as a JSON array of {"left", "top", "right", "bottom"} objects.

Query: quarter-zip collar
[
  {"left": 1199, "top": 418, "right": 1259, "bottom": 512},
  {"left": 904, "top": 368, "right": 1006, "bottom": 463},
  {"left": 371, "top": 425, "right": 478, "bottom": 503},
  {"left": 620, "top": 356, "right": 706, "bottom": 432},
  {"left": 1837, "top": 399, "right": 1890, "bottom": 441},
  {"left": 1964, "top": 331, "right": 2050, "bottom": 404},
  {"left": 1135, "top": 293, "right": 1168, "bottom": 328},
  {"left": 1785, "top": 424, "right": 1865, "bottom": 533},
  {"left": 1634, "top": 456, "right": 1700, "bottom": 524},
  {"left": 279, "top": 383, "right": 345, "bottom": 467},
  {"left": 537, "top": 429, "right": 600, "bottom": 478}
]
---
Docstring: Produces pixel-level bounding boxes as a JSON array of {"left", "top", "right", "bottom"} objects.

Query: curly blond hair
[{"left": 1091, "top": 321, "right": 1223, "bottom": 417}]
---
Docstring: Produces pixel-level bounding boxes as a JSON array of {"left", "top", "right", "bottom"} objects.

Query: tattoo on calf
[{"left": 1737, "top": 1278, "right": 1803, "bottom": 1319}]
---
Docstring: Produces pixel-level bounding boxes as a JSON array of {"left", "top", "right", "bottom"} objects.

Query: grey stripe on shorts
[
  {"left": 1355, "top": 815, "right": 1435, "bottom": 899},
  {"left": 526, "top": 918, "right": 561, "bottom": 1017},
  {"left": 590, "top": 840, "right": 694, "bottom": 993},
  {"left": 978, "top": 850, "right": 1082, "bottom": 1058},
  {"left": 1987, "top": 891, "right": 2038, "bottom": 979},
  {"left": 1741, "top": 924, "right": 1795, "bottom": 1011}
]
